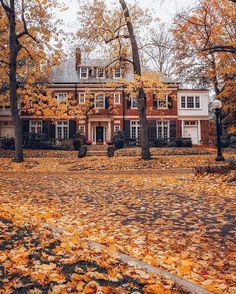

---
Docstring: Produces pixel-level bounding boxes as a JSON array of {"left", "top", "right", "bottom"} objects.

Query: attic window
[
  {"left": 113, "top": 69, "right": 121, "bottom": 79},
  {"left": 80, "top": 67, "right": 88, "bottom": 79},
  {"left": 97, "top": 68, "right": 106, "bottom": 79}
]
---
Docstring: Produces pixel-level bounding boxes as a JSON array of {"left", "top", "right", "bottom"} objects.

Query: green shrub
[
  {"left": 229, "top": 136, "right": 236, "bottom": 147},
  {"left": 73, "top": 139, "right": 81, "bottom": 151},
  {"left": 167, "top": 141, "right": 177, "bottom": 147},
  {"left": 2, "top": 138, "right": 15, "bottom": 150},
  {"left": 154, "top": 138, "right": 167, "bottom": 148},
  {"left": 175, "top": 139, "right": 183, "bottom": 147},
  {"left": 182, "top": 139, "right": 192, "bottom": 147},
  {"left": 112, "top": 130, "right": 125, "bottom": 149}
]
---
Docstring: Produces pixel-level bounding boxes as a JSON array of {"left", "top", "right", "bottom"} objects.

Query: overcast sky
[{"left": 59, "top": 0, "right": 196, "bottom": 33}]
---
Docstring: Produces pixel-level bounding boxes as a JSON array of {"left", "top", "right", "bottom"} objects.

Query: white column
[
  {"left": 88, "top": 121, "right": 91, "bottom": 141},
  {"left": 198, "top": 120, "right": 201, "bottom": 144},
  {"left": 181, "top": 120, "right": 184, "bottom": 138},
  {"left": 108, "top": 120, "right": 111, "bottom": 141}
]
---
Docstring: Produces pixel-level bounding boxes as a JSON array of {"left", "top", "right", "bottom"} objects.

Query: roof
[{"left": 51, "top": 57, "right": 178, "bottom": 85}]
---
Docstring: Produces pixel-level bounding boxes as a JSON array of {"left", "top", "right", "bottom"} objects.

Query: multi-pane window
[
  {"left": 114, "top": 93, "right": 120, "bottom": 104},
  {"left": 187, "top": 96, "right": 194, "bottom": 108},
  {"left": 181, "top": 96, "right": 201, "bottom": 109},
  {"left": 78, "top": 93, "right": 85, "bottom": 104},
  {"left": 80, "top": 67, "right": 88, "bottom": 78},
  {"left": 153, "top": 94, "right": 168, "bottom": 109},
  {"left": 181, "top": 96, "right": 186, "bottom": 108},
  {"left": 131, "top": 96, "right": 138, "bottom": 108},
  {"left": 97, "top": 68, "right": 105, "bottom": 78},
  {"left": 113, "top": 69, "right": 121, "bottom": 79},
  {"left": 95, "top": 94, "right": 105, "bottom": 108},
  {"left": 56, "top": 93, "right": 67, "bottom": 103},
  {"left": 30, "top": 120, "right": 42, "bottom": 134},
  {"left": 56, "top": 121, "right": 69, "bottom": 139},
  {"left": 157, "top": 121, "right": 169, "bottom": 138},
  {"left": 131, "top": 121, "right": 140, "bottom": 139}
]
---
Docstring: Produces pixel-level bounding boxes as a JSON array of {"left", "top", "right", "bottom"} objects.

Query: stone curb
[{"left": 88, "top": 241, "right": 212, "bottom": 294}]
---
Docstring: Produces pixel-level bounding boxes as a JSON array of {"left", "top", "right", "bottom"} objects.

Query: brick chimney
[{"left": 75, "top": 48, "right": 81, "bottom": 70}]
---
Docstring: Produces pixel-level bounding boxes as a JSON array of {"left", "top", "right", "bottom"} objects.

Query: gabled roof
[{"left": 51, "top": 57, "right": 178, "bottom": 85}]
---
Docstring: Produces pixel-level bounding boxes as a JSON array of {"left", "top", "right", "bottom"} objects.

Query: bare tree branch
[{"left": 0, "top": 0, "right": 11, "bottom": 13}]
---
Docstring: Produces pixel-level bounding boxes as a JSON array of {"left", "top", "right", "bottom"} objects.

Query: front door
[
  {"left": 96, "top": 126, "right": 104, "bottom": 144},
  {"left": 183, "top": 127, "right": 198, "bottom": 144}
]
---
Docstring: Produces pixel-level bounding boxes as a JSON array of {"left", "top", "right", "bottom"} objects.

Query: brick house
[{"left": 0, "top": 50, "right": 209, "bottom": 145}]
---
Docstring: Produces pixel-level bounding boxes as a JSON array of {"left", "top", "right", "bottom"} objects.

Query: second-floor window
[
  {"left": 78, "top": 93, "right": 85, "bottom": 104},
  {"left": 181, "top": 96, "right": 200, "bottom": 109},
  {"left": 153, "top": 94, "right": 168, "bottom": 109},
  {"left": 30, "top": 120, "right": 42, "bottom": 134},
  {"left": 114, "top": 93, "right": 120, "bottom": 104},
  {"left": 56, "top": 93, "right": 67, "bottom": 103},
  {"left": 95, "top": 94, "right": 105, "bottom": 108},
  {"left": 131, "top": 96, "right": 138, "bottom": 108}
]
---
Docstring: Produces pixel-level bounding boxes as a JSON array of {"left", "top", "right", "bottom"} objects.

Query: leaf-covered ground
[{"left": 0, "top": 150, "right": 235, "bottom": 293}]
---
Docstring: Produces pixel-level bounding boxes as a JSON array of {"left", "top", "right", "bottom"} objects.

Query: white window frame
[
  {"left": 78, "top": 93, "right": 86, "bottom": 104},
  {"left": 130, "top": 120, "right": 140, "bottom": 139},
  {"left": 96, "top": 68, "right": 106, "bottom": 79},
  {"left": 95, "top": 94, "right": 105, "bottom": 109},
  {"left": 157, "top": 95, "right": 168, "bottom": 109},
  {"left": 80, "top": 67, "right": 89, "bottom": 79},
  {"left": 114, "top": 93, "right": 121, "bottom": 104},
  {"left": 56, "top": 120, "right": 69, "bottom": 139},
  {"left": 184, "top": 121, "right": 198, "bottom": 126},
  {"left": 180, "top": 96, "right": 201, "bottom": 109},
  {"left": 113, "top": 68, "right": 121, "bottom": 79},
  {"left": 156, "top": 121, "right": 170, "bottom": 138},
  {"left": 55, "top": 93, "right": 67, "bottom": 103},
  {"left": 29, "top": 120, "right": 42, "bottom": 134},
  {"left": 131, "top": 96, "right": 138, "bottom": 109}
]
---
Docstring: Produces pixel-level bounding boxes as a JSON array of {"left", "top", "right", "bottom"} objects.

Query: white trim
[
  {"left": 114, "top": 93, "right": 121, "bottom": 104},
  {"left": 95, "top": 93, "right": 105, "bottom": 109},
  {"left": 130, "top": 120, "right": 140, "bottom": 139},
  {"left": 80, "top": 67, "right": 89, "bottom": 79},
  {"left": 55, "top": 92, "right": 67, "bottom": 103},
  {"left": 198, "top": 120, "right": 201, "bottom": 143},
  {"left": 88, "top": 118, "right": 111, "bottom": 122},
  {"left": 78, "top": 93, "right": 86, "bottom": 104},
  {"left": 55, "top": 120, "right": 69, "bottom": 140},
  {"left": 131, "top": 96, "right": 138, "bottom": 109},
  {"left": 113, "top": 115, "right": 179, "bottom": 119},
  {"left": 180, "top": 95, "right": 201, "bottom": 109},
  {"left": 156, "top": 120, "right": 170, "bottom": 138},
  {"left": 96, "top": 68, "right": 106, "bottom": 79},
  {"left": 113, "top": 68, "right": 121, "bottom": 79},
  {"left": 29, "top": 120, "right": 42, "bottom": 134}
]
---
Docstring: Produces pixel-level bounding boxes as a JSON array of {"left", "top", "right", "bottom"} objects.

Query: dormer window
[
  {"left": 97, "top": 68, "right": 106, "bottom": 79},
  {"left": 113, "top": 69, "right": 121, "bottom": 79},
  {"left": 80, "top": 67, "right": 88, "bottom": 79}
]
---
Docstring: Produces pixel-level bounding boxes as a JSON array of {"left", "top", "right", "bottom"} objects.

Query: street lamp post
[{"left": 212, "top": 99, "right": 225, "bottom": 161}]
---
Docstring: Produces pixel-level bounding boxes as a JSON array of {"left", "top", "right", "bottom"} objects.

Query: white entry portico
[{"left": 88, "top": 118, "right": 112, "bottom": 144}]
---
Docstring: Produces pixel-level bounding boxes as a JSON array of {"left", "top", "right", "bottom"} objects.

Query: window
[
  {"left": 181, "top": 96, "right": 186, "bottom": 108},
  {"left": 114, "top": 125, "right": 120, "bottom": 132},
  {"left": 187, "top": 96, "right": 194, "bottom": 108},
  {"left": 78, "top": 93, "right": 85, "bottom": 104},
  {"left": 157, "top": 121, "right": 169, "bottom": 138},
  {"left": 56, "top": 121, "right": 69, "bottom": 139},
  {"left": 30, "top": 120, "right": 42, "bottom": 134},
  {"left": 131, "top": 96, "right": 138, "bottom": 108},
  {"left": 195, "top": 96, "right": 200, "bottom": 108},
  {"left": 56, "top": 93, "right": 67, "bottom": 103},
  {"left": 80, "top": 67, "right": 88, "bottom": 79},
  {"left": 180, "top": 96, "right": 201, "bottom": 109},
  {"left": 131, "top": 121, "right": 140, "bottom": 139},
  {"left": 113, "top": 69, "right": 121, "bottom": 79},
  {"left": 95, "top": 94, "right": 105, "bottom": 108},
  {"left": 114, "top": 93, "right": 120, "bottom": 104},
  {"left": 97, "top": 68, "right": 105, "bottom": 78},
  {"left": 153, "top": 94, "right": 168, "bottom": 109}
]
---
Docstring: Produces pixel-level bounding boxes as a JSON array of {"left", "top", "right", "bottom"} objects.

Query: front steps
[{"left": 86, "top": 144, "right": 108, "bottom": 156}]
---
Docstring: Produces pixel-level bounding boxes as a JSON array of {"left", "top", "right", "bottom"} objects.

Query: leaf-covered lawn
[{"left": 0, "top": 153, "right": 235, "bottom": 293}]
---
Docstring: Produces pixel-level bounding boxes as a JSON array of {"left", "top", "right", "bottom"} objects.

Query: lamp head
[{"left": 212, "top": 99, "right": 222, "bottom": 110}]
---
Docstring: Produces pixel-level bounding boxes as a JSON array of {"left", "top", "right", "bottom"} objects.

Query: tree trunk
[
  {"left": 119, "top": 0, "right": 151, "bottom": 160},
  {"left": 9, "top": 0, "right": 24, "bottom": 162}
]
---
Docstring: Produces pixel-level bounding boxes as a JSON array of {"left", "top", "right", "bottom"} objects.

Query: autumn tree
[
  {"left": 77, "top": 0, "right": 168, "bottom": 160},
  {"left": 0, "top": 0, "right": 63, "bottom": 162},
  {"left": 172, "top": 0, "right": 236, "bottom": 133}
]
